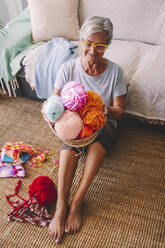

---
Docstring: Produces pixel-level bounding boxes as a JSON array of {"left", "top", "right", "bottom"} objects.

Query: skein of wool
[
  {"left": 78, "top": 124, "right": 94, "bottom": 138},
  {"left": 80, "top": 102, "right": 106, "bottom": 130},
  {"left": 42, "top": 95, "right": 64, "bottom": 123},
  {"left": 60, "top": 81, "right": 88, "bottom": 112},
  {"left": 55, "top": 110, "right": 83, "bottom": 140},
  {"left": 28, "top": 176, "right": 57, "bottom": 208},
  {"left": 87, "top": 91, "right": 103, "bottom": 110}
]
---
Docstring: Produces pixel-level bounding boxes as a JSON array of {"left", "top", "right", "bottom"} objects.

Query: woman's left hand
[{"left": 102, "top": 104, "right": 109, "bottom": 116}]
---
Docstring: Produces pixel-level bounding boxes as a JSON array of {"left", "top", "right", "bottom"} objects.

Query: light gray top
[{"left": 54, "top": 57, "right": 127, "bottom": 127}]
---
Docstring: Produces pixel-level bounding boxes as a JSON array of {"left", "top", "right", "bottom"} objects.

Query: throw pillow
[{"left": 27, "top": 0, "right": 79, "bottom": 43}]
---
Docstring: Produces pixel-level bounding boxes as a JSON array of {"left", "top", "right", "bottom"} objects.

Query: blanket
[
  {"left": 34, "top": 37, "right": 77, "bottom": 99},
  {"left": 22, "top": 45, "right": 43, "bottom": 89},
  {"left": 0, "top": 7, "right": 41, "bottom": 96}
]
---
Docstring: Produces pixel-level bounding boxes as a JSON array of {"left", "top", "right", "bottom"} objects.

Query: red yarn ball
[{"left": 28, "top": 176, "right": 57, "bottom": 208}]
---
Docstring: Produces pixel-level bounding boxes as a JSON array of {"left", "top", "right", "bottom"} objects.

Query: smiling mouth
[{"left": 88, "top": 53, "right": 97, "bottom": 58}]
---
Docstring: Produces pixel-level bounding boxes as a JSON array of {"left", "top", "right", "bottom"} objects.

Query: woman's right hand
[{"left": 52, "top": 88, "right": 61, "bottom": 95}]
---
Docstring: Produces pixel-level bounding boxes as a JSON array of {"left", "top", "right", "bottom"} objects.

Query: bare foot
[
  {"left": 48, "top": 202, "right": 67, "bottom": 243},
  {"left": 65, "top": 202, "right": 82, "bottom": 233}
]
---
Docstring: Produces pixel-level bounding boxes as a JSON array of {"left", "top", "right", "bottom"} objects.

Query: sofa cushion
[
  {"left": 27, "top": 0, "right": 79, "bottom": 43},
  {"left": 104, "top": 40, "right": 142, "bottom": 83},
  {"left": 79, "top": 0, "right": 165, "bottom": 45},
  {"left": 104, "top": 40, "right": 165, "bottom": 122},
  {"left": 125, "top": 45, "right": 165, "bottom": 122}
]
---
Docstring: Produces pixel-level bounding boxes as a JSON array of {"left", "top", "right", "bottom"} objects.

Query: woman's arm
[{"left": 103, "top": 96, "right": 124, "bottom": 120}]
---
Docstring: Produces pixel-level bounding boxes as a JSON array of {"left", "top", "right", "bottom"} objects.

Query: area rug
[{"left": 0, "top": 94, "right": 165, "bottom": 248}]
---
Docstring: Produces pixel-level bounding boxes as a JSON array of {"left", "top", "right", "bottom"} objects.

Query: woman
[{"left": 49, "top": 16, "right": 127, "bottom": 243}]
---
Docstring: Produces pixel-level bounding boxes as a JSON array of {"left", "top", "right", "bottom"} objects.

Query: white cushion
[
  {"left": 28, "top": 0, "right": 79, "bottom": 43},
  {"left": 79, "top": 0, "right": 165, "bottom": 45}
]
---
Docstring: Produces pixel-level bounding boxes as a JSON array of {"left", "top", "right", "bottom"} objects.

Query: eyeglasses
[{"left": 81, "top": 40, "right": 108, "bottom": 53}]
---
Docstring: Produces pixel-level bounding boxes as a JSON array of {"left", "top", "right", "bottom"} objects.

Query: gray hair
[{"left": 79, "top": 16, "right": 113, "bottom": 45}]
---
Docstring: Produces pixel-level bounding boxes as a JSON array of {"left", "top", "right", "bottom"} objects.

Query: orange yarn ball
[
  {"left": 78, "top": 124, "right": 94, "bottom": 138},
  {"left": 80, "top": 102, "right": 106, "bottom": 130},
  {"left": 87, "top": 91, "right": 103, "bottom": 110}
]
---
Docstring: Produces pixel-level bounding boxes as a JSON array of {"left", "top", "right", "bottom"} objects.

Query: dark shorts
[{"left": 62, "top": 121, "right": 118, "bottom": 154}]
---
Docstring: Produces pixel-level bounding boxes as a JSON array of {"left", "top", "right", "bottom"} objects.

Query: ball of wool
[
  {"left": 28, "top": 176, "right": 57, "bottom": 208},
  {"left": 80, "top": 102, "right": 106, "bottom": 130},
  {"left": 55, "top": 110, "right": 83, "bottom": 140},
  {"left": 42, "top": 95, "right": 64, "bottom": 123},
  {"left": 87, "top": 91, "right": 103, "bottom": 110},
  {"left": 78, "top": 124, "right": 94, "bottom": 139},
  {"left": 60, "top": 81, "right": 88, "bottom": 112}
]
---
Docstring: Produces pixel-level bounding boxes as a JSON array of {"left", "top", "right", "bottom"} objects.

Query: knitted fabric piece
[
  {"left": 6, "top": 179, "right": 55, "bottom": 227},
  {"left": 0, "top": 162, "right": 25, "bottom": 177},
  {"left": 8, "top": 197, "right": 52, "bottom": 227},
  {"left": 0, "top": 152, "right": 25, "bottom": 177},
  {"left": 2, "top": 141, "right": 34, "bottom": 165}
]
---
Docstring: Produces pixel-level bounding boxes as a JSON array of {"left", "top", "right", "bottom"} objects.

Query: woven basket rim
[{"left": 49, "top": 122, "right": 99, "bottom": 148}]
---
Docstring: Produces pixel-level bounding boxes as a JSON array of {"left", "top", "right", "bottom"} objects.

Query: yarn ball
[
  {"left": 87, "top": 91, "right": 103, "bottom": 110},
  {"left": 78, "top": 124, "right": 94, "bottom": 139},
  {"left": 42, "top": 95, "right": 64, "bottom": 123},
  {"left": 55, "top": 110, "right": 83, "bottom": 140},
  {"left": 80, "top": 102, "right": 106, "bottom": 130},
  {"left": 28, "top": 176, "right": 57, "bottom": 208},
  {"left": 60, "top": 81, "right": 88, "bottom": 112}
]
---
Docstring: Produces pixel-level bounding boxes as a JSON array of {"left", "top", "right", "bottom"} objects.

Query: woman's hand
[
  {"left": 102, "top": 104, "right": 109, "bottom": 116},
  {"left": 103, "top": 96, "right": 124, "bottom": 120},
  {"left": 52, "top": 88, "right": 61, "bottom": 95}
]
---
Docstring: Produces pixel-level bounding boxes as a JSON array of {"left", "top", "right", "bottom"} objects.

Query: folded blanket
[
  {"left": 22, "top": 44, "right": 43, "bottom": 89},
  {"left": 0, "top": 7, "right": 41, "bottom": 96},
  {"left": 35, "top": 37, "right": 77, "bottom": 99}
]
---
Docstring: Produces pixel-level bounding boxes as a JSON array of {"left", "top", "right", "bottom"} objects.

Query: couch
[{"left": 2, "top": 0, "right": 165, "bottom": 125}]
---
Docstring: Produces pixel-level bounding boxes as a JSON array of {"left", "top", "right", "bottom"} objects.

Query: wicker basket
[
  {"left": 42, "top": 108, "right": 102, "bottom": 147},
  {"left": 48, "top": 122, "right": 99, "bottom": 148}
]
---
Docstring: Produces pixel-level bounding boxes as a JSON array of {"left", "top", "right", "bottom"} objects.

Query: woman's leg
[
  {"left": 48, "top": 149, "right": 79, "bottom": 243},
  {"left": 65, "top": 141, "right": 107, "bottom": 233}
]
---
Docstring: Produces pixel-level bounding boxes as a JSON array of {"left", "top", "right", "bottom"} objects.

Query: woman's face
[{"left": 82, "top": 32, "right": 108, "bottom": 64}]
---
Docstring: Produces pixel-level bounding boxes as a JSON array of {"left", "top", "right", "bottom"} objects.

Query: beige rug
[{"left": 0, "top": 94, "right": 165, "bottom": 248}]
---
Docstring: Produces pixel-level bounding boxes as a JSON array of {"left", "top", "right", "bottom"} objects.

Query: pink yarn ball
[
  {"left": 55, "top": 110, "right": 83, "bottom": 140},
  {"left": 60, "top": 81, "right": 88, "bottom": 112}
]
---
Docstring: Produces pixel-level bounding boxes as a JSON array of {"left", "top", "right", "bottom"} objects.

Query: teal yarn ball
[{"left": 43, "top": 95, "right": 65, "bottom": 122}]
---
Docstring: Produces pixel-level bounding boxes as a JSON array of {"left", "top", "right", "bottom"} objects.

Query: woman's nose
[{"left": 89, "top": 45, "right": 97, "bottom": 54}]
